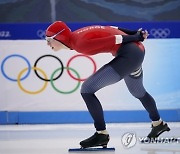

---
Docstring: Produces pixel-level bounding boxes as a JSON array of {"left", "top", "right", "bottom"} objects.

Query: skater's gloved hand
[{"left": 136, "top": 28, "right": 149, "bottom": 41}]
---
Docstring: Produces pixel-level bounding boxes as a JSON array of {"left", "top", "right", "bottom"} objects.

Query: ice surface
[{"left": 0, "top": 123, "right": 180, "bottom": 154}]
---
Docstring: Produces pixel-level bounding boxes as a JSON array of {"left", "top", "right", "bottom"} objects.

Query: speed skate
[{"left": 69, "top": 132, "right": 115, "bottom": 152}]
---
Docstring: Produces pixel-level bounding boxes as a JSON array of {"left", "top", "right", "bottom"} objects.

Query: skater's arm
[
  {"left": 115, "top": 31, "right": 145, "bottom": 44},
  {"left": 118, "top": 27, "right": 137, "bottom": 35},
  {"left": 76, "top": 32, "right": 145, "bottom": 53},
  {"left": 110, "top": 26, "right": 137, "bottom": 35},
  {"left": 116, "top": 29, "right": 149, "bottom": 43}
]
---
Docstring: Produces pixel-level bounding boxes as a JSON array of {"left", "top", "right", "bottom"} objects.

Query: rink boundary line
[{"left": 0, "top": 109, "right": 179, "bottom": 124}]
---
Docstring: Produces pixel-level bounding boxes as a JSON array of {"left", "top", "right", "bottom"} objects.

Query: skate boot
[
  {"left": 147, "top": 121, "right": 170, "bottom": 139},
  {"left": 80, "top": 132, "right": 110, "bottom": 149}
]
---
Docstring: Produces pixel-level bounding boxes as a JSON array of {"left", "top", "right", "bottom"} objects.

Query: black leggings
[{"left": 81, "top": 43, "right": 160, "bottom": 131}]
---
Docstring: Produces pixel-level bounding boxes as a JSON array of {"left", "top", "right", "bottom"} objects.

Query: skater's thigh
[
  {"left": 124, "top": 69, "right": 146, "bottom": 98},
  {"left": 81, "top": 64, "right": 121, "bottom": 94}
]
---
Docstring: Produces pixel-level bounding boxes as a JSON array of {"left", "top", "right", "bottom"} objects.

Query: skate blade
[{"left": 69, "top": 147, "right": 115, "bottom": 152}]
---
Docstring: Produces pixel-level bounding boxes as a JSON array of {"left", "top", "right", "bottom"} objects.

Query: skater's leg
[
  {"left": 124, "top": 70, "right": 161, "bottom": 121},
  {"left": 81, "top": 43, "right": 145, "bottom": 131},
  {"left": 124, "top": 70, "right": 160, "bottom": 121},
  {"left": 80, "top": 64, "right": 121, "bottom": 148},
  {"left": 80, "top": 43, "right": 146, "bottom": 148},
  {"left": 81, "top": 64, "right": 121, "bottom": 131},
  {"left": 124, "top": 70, "right": 170, "bottom": 138}
]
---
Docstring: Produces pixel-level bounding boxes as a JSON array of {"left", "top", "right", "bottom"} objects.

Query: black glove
[{"left": 136, "top": 30, "right": 145, "bottom": 42}]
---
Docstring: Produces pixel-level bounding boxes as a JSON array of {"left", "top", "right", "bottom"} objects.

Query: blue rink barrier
[
  {"left": 0, "top": 22, "right": 180, "bottom": 39},
  {"left": 0, "top": 109, "right": 179, "bottom": 124}
]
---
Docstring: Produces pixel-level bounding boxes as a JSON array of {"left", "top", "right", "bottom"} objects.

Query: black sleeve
[
  {"left": 122, "top": 31, "right": 144, "bottom": 43},
  {"left": 118, "top": 27, "right": 137, "bottom": 35}
]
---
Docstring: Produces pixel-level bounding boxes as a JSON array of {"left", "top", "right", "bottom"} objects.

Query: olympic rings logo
[
  {"left": 37, "top": 29, "right": 45, "bottom": 39},
  {"left": 1, "top": 54, "right": 97, "bottom": 94},
  {"left": 150, "top": 28, "right": 170, "bottom": 38}
]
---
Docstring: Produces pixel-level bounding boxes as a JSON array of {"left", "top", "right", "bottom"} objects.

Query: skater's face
[{"left": 46, "top": 38, "right": 69, "bottom": 51}]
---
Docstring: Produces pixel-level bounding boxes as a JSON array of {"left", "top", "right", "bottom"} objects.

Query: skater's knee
[
  {"left": 129, "top": 89, "right": 146, "bottom": 98},
  {"left": 80, "top": 81, "right": 95, "bottom": 94}
]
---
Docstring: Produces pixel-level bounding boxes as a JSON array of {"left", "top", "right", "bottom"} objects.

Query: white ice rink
[{"left": 0, "top": 123, "right": 180, "bottom": 154}]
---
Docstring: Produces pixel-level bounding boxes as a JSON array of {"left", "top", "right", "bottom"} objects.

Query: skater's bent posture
[{"left": 45, "top": 21, "right": 170, "bottom": 148}]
